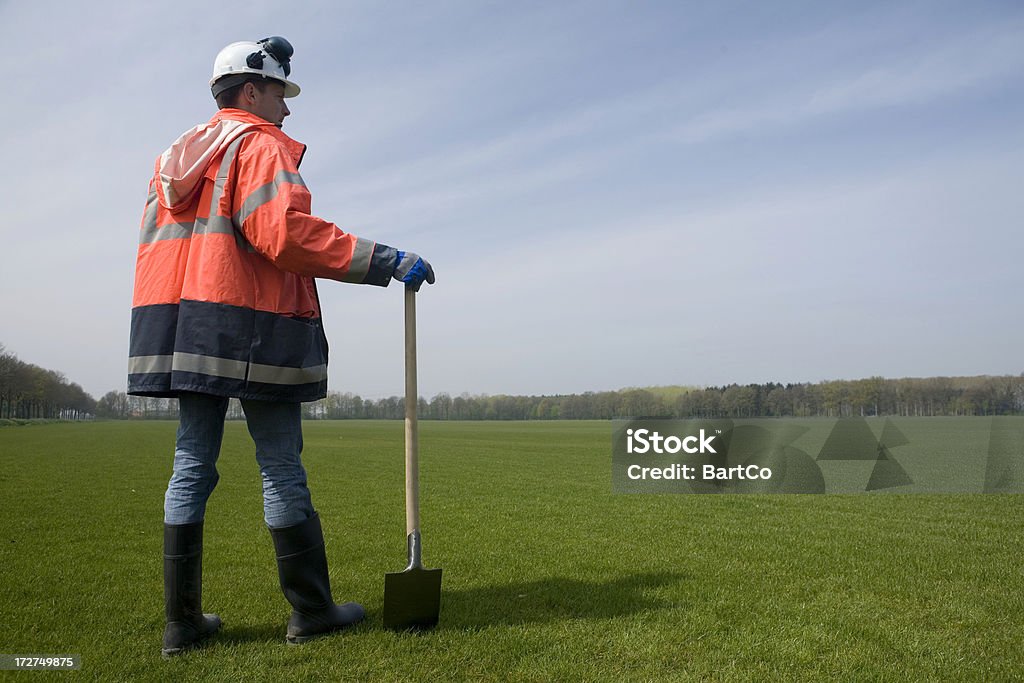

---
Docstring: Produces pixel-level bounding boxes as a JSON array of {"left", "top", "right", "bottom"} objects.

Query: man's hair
[{"left": 214, "top": 76, "right": 276, "bottom": 109}]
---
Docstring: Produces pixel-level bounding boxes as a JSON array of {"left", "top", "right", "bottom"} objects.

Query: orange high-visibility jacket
[{"left": 129, "top": 109, "right": 397, "bottom": 402}]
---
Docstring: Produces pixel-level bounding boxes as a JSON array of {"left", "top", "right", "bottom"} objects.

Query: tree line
[
  {"left": 94, "top": 375, "right": 1024, "bottom": 420},
  {"left": 0, "top": 345, "right": 95, "bottom": 420},
  {"left": 3, "top": 341, "right": 1022, "bottom": 422}
]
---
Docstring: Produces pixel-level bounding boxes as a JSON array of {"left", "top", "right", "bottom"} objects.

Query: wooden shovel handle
[{"left": 404, "top": 286, "right": 420, "bottom": 536}]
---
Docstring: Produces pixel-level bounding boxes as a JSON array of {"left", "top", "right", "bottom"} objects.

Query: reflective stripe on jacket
[{"left": 128, "top": 109, "right": 397, "bottom": 402}]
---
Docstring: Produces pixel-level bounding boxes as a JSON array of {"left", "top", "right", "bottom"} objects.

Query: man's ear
[{"left": 241, "top": 81, "right": 256, "bottom": 104}]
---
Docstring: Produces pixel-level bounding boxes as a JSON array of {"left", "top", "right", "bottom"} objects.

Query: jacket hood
[{"left": 154, "top": 109, "right": 302, "bottom": 212}]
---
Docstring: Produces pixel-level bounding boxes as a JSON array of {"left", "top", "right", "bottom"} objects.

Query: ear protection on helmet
[{"left": 246, "top": 36, "right": 294, "bottom": 77}]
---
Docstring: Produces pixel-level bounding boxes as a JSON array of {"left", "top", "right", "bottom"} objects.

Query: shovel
[{"left": 383, "top": 286, "right": 442, "bottom": 629}]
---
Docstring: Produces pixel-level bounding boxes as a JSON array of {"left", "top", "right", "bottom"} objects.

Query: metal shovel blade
[{"left": 383, "top": 565, "right": 442, "bottom": 630}]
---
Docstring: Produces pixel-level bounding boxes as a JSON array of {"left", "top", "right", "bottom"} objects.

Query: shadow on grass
[
  {"left": 218, "top": 621, "right": 286, "bottom": 645},
  {"left": 212, "top": 571, "right": 684, "bottom": 643},
  {"left": 438, "top": 571, "right": 686, "bottom": 629},
  {"left": 216, "top": 616, "right": 374, "bottom": 646}
]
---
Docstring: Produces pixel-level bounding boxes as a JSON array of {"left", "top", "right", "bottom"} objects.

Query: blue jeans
[{"left": 164, "top": 393, "right": 315, "bottom": 528}]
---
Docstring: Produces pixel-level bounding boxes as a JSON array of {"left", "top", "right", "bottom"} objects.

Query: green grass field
[{"left": 1, "top": 420, "right": 1022, "bottom": 681}]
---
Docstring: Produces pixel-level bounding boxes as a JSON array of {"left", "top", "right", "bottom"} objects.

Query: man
[{"left": 128, "top": 37, "right": 435, "bottom": 657}]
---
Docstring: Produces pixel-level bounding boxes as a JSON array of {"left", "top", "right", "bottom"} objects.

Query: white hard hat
[{"left": 210, "top": 36, "right": 300, "bottom": 98}]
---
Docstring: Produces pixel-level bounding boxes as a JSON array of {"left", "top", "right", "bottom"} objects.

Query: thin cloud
[{"left": 673, "top": 19, "right": 1024, "bottom": 145}]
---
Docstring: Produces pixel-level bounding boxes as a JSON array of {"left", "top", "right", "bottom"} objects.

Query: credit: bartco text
[{"left": 626, "top": 464, "right": 773, "bottom": 481}]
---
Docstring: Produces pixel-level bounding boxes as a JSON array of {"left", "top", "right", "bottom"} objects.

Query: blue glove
[{"left": 394, "top": 251, "right": 435, "bottom": 291}]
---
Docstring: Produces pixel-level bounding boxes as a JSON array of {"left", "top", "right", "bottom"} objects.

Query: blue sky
[{"left": 1, "top": 0, "right": 1022, "bottom": 400}]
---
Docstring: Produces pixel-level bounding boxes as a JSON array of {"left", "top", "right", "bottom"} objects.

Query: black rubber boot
[
  {"left": 162, "top": 521, "right": 222, "bottom": 658},
  {"left": 269, "top": 512, "right": 366, "bottom": 644}
]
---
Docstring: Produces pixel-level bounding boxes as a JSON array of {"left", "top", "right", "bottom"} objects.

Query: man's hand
[{"left": 394, "top": 251, "right": 436, "bottom": 291}]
